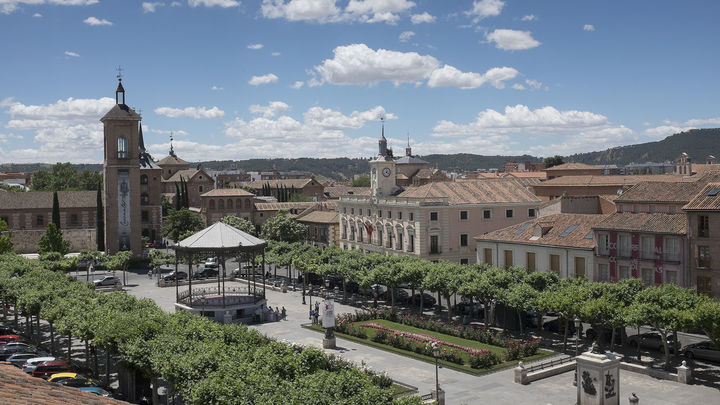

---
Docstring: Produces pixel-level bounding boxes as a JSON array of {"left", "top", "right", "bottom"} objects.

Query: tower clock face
[{"left": 382, "top": 167, "right": 391, "bottom": 177}]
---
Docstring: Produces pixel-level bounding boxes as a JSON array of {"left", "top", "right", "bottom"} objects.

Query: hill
[{"left": 566, "top": 128, "right": 720, "bottom": 165}]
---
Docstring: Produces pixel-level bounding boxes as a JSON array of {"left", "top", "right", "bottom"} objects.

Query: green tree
[
  {"left": 162, "top": 208, "right": 204, "bottom": 242},
  {"left": 693, "top": 296, "right": 720, "bottom": 347},
  {"left": 220, "top": 215, "right": 256, "bottom": 235},
  {"left": 260, "top": 211, "right": 309, "bottom": 243},
  {"left": 543, "top": 155, "right": 564, "bottom": 168},
  {"left": 0, "top": 218, "right": 13, "bottom": 254},
  {"left": 38, "top": 223, "right": 70, "bottom": 255},
  {"left": 351, "top": 175, "right": 370, "bottom": 187},
  {"left": 52, "top": 191, "right": 61, "bottom": 228}
]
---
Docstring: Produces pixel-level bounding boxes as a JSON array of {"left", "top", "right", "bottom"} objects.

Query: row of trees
[
  {"left": 0, "top": 254, "right": 419, "bottom": 404},
  {"left": 264, "top": 242, "right": 720, "bottom": 367},
  {"left": 30, "top": 163, "right": 102, "bottom": 191}
]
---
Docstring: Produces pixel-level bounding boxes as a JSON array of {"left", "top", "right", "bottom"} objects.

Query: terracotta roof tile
[
  {"left": 615, "top": 181, "right": 705, "bottom": 204},
  {"left": 246, "top": 179, "right": 314, "bottom": 189},
  {"left": 543, "top": 162, "right": 601, "bottom": 171},
  {"left": 201, "top": 188, "right": 254, "bottom": 197},
  {"left": 156, "top": 154, "right": 189, "bottom": 166},
  {"left": 254, "top": 202, "right": 316, "bottom": 211},
  {"left": 161, "top": 169, "right": 209, "bottom": 183},
  {"left": 683, "top": 182, "right": 720, "bottom": 211},
  {"left": 0, "top": 362, "right": 127, "bottom": 404},
  {"left": 323, "top": 186, "right": 370, "bottom": 199},
  {"left": 296, "top": 211, "right": 339, "bottom": 224},
  {"left": 475, "top": 213, "right": 608, "bottom": 249},
  {"left": 593, "top": 212, "right": 686, "bottom": 234},
  {"left": 538, "top": 174, "right": 685, "bottom": 187},
  {"left": 0, "top": 191, "right": 96, "bottom": 210},
  {"left": 398, "top": 179, "right": 541, "bottom": 205}
]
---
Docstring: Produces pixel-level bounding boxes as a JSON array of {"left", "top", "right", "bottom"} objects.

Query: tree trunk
[
  {"left": 660, "top": 326, "right": 670, "bottom": 368},
  {"left": 93, "top": 346, "right": 98, "bottom": 378},
  {"left": 517, "top": 310, "right": 524, "bottom": 335},
  {"left": 342, "top": 278, "right": 347, "bottom": 303},
  {"left": 85, "top": 340, "right": 90, "bottom": 369},
  {"left": 36, "top": 315, "right": 41, "bottom": 345},
  {"left": 610, "top": 326, "right": 617, "bottom": 352},
  {"left": 437, "top": 291, "right": 441, "bottom": 313},
  {"left": 391, "top": 286, "right": 396, "bottom": 307},
  {"left": 67, "top": 333, "right": 72, "bottom": 360},
  {"left": 26, "top": 314, "right": 30, "bottom": 336},
  {"left": 673, "top": 330, "right": 680, "bottom": 360},
  {"left": 563, "top": 318, "right": 569, "bottom": 352},
  {"left": 410, "top": 286, "right": 416, "bottom": 310},
  {"left": 50, "top": 322, "right": 55, "bottom": 356},
  {"left": 419, "top": 289, "right": 424, "bottom": 313},
  {"left": 13, "top": 301, "right": 18, "bottom": 329},
  {"left": 105, "top": 350, "right": 111, "bottom": 386}
]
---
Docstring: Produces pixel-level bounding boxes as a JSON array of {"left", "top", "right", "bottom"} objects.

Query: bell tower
[
  {"left": 101, "top": 72, "right": 142, "bottom": 255},
  {"left": 369, "top": 118, "right": 397, "bottom": 200}
]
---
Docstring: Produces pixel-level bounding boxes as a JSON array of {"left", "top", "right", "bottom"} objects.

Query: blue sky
[{"left": 1, "top": 0, "right": 719, "bottom": 164}]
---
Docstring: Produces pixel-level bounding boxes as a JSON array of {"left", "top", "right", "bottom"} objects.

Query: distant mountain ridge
[{"left": 3, "top": 128, "right": 719, "bottom": 179}]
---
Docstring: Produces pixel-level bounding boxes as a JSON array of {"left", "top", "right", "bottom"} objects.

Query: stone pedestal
[
  {"left": 576, "top": 350, "right": 620, "bottom": 405},
  {"left": 677, "top": 360, "right": 692, "bottom": 384},
  {"left": 223, "top": 310, "right": 232, "bottom": 325},
  {"left": 514, "top": 361, "right": 527, "bottom": 384},
  {"left": 323, "top": 336, "right": 336, "bottom": 349},
  {"left": 432, "top": 388, "right": 445, "bottom": 405}
]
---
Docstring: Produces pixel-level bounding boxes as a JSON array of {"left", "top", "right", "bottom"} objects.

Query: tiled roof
[
  {"left": 505, "top": 172, "right": 547, "bottom": 179},
  {"left": 100, "top": 103, "right": 140, "bottom": 121},
  {"left": 296, "top": 211, "right": 339, "bottom": 224},
  {"left": 0, "top": 190, "right": 96, "bottom": 210},
  {"left": 544, "top": 162, "right": 601, "bottom": 171},
  {"left": 593, "top": 212, "right": 687, "bottom": 235},
  {"left": 254, "top": 202, "right": 316, "bottom": 211},
  {"left": 398, "top": 179, "right": 541, "bottom": 205},
  {"left": 201, "top": 188, "right": 254, "bottom": 197},
  {"left": 537, "top": 174, "right": 684, "bottom": 187},
  {"left": 683, "top": 182, "right": 720, "bottom": 211},
  {"left": 0, "top": 362, "right": 127, "bottom": 404},
  {"left": 395, "top": 155, "right": 428, "bottom": 164},
  {"left": 324, "top": 186, "right": 371, "bottom": 199},
  {"left": 162, "top": 169, "right": 209, "bottom": 183},
  {"left": 246, "top": 179, "right": 314, "bottom": 189},
  {"left": 156, "top": 154, "right": 190, "bottom": 166},
  {"left": 475, "top": 213, "right": 608, "bottom": 249},
  {"left": 615, "top": 181, "right": 705, "bottom": 204}
]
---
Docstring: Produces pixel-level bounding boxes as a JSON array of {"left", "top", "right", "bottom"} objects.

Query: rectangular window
[
  {"left": 666, "top": 270, "right": 678, "bottom": 285},
  {"left": 619, "top": 265, "right": 630, "bottom": 280},
  {"left": 598, "top": 263, "right": 609, "bottom": 282},
  {"left": 526, "top": 252, "right": 536, "bottom": 272},
  {"left": 397, "top": 232, "right": 403, "bottom": 250},
  {"left": 641, "top": 268, "right": 654, "bottom": 286},
  {"left": 430, "top": 235, "right": 439, "bottom": 254},
  {"left": 141, "top": 210, "right": 149, "bottom": 223},
  {"left": 36, "top": 215, "right": 44, "bottom": 226},
  {"left": 619, "top": 234, "right": 631, "bottom": 257},
  {"left": 430, "top": 212, "right": 438, "bottom": 221},
  {"left": 409, "top": 212, "right": 414, "bottom": 221},
  {"left": 505, "top": 209, "right": 514, "bottom": 218},
  {"left": 460, "top": 258, "right": 469, "bottom": 265},
  {"left": 598, "top": 234, "right": 609, "bottom": 255},
  {"left": 664, "top": 238, "right": 679, "bottom": 261},
  {"left": 641, "top": 237, "right": 654, "bottom": 259},
  {"left": 483, "top": 209, "right": 491, "bottom": 219},
  {"left": 528, "top": 208, "right": 536, "bottom": 218},
  {"left": 549, "top": 254, "right": 560, "bottom": 274},
  {"left": 484, "top": 248, "right": 493, "bottom": 265},
  {"left": 199, "top": 185, "right": 203, "bottom": 193},
  {"left": 699, "top": 215, "right": 710, "bottom": 237},
  {"left": 377, "top": 229, "right": 383, "bottom": 246},
  {"left": 460, "top": 211, "right": 468, "bottom": 220},
  {"left": 69, "top": 214, "right": 78, "bottom": 226},
  {"left": 398, "top": 212, "right": 402, "bottom": 220},
  {"left": 574, "top": 256, "right": 586, "bottom": 278},
  {"left": 504, "top": 250, "right": 513, "bottom": 268},
  {"left": 697, "top": 276, "right": 713, "bottom": 296},
  {"left": 117, "top": 137, "right": 127, "bottom": 159},
  {"left": 378, "top": 211, "right": 382, "bottom": 218},
  {"left": 460, "top": 234, "right": 468, "bottom": 247},
  {"left": 387, "top": 211, "right": 391, "bottom": 219},
  {"left": 408, "top": 234, "right": 415, "bottom": 252},
  {"left": 698, "top": 245, "right": 711, "bottom": 268},
  {"left": 359, "top": 209, "right": 362, "bottom": 215},
  {"left": 350, "top": 208, "right": 354, "bottom": 215}
]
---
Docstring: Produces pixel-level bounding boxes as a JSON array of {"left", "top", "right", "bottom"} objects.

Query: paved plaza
[{"left": 118, "top": 266, "right": 720, "bottom": 405}]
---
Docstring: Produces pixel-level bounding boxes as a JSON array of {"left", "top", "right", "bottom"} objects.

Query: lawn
[{"left": 304, "top": 319, "right": 554, "bottom": 376}]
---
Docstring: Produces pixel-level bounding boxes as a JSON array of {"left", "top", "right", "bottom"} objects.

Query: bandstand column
[
  {"left": 262, "top": 252, "right": 266, "bottom": 298},
  {"left": 187, "top": 252, "right": 193, "bottom": 307},
  {"left": 221, "top": 254, "right": 226, "bottom": 308},
  {"left": 174, "top": 256, "right": 179, "bottom": 303}
]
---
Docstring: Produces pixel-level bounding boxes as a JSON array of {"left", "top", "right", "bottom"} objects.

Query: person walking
[{"left": 281, "top": 306, "right": 286, "bottom": 319}]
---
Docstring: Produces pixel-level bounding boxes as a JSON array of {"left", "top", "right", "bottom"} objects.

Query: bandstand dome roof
[{"left": 174, "top": 221, "right": 266, "bottom": 253}]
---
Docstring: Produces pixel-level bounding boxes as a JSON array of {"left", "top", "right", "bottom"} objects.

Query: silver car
[
  {"left": 6, "top": 352, "right": 46, "bottom": 368},
  {"left": 22, "top": 356, "right": 55, "bottom": 374},
  {"left": 683, "top": 341, "right": 720, "bottom": 363},
  {"left": 93, "top": 275, "right": 121, "bottom": 287}
]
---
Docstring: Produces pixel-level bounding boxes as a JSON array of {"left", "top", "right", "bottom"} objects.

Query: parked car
[
  {"left": 7, "top": 352, "right": 46, "bottom": 368},
  {"left": 586, "top": 326, "right": 624, "bottom": 343},
  {"left": 192, "top": 267, "right": 219, "bottom": 279},
  {"left": 0, "top": 334, "right": 21, "bottom": 346},
  {"left": 542, "top": 318, "right": 577, "bottom": 335},
  {"left": 93, "top": 275, "right": 121, "bottom": 288},
  {"left": 410, "top": 293, "right": 436, "bottom": 307},
  {"left": 0, "top": 342, "right": 37, "bottom": 360},
  {"left": 32, "top": 360, "right": 71, "bottom": 379},
  {"left": 626, "top": 331, "right": 680, "bottom": 352},
  {"left": 162, "top": 270, "right": 188, "bottom": 281},
  {"left": 381, "top": 289, "right": 410, "bottom": 303},
  {"left": 49, "top": 372, "right": 101, "bottom": 387},
  {"left": 204, "top": 257, "right": 219, "bottom": 268},
  {"left": 0, "top": 327, "right": 18, "bottom": 335},
  {"left": 22, "top": 356, "right": 56, "bottom": 374},
  {"left": 682, "top": 341, "right": 720, "bottom": 363},
  {"left": 79, "top": 386, "right": 113, "bottom": 397}
]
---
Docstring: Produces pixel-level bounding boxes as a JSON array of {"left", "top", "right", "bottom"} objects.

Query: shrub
[{"left": 469, "top": 350, "right": 501, "bottom": 369}]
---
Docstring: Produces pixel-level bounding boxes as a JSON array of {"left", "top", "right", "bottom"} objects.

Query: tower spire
[
  {"left": 115, "top": 66, "right": 125, "bottom": 105},
  {"left": 405, "top": 132, "right": 412, "bottom": 157},
  {"left": 378, "top": 118, "right": 388, "bottom": 157}
]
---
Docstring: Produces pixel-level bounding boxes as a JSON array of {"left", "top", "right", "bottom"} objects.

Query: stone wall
[{"left": 11, "top": 228, "right": 97, "bottom": 254}]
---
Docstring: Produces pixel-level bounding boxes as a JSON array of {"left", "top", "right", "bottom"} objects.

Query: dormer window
[{"left": 118, "top": 137, "right": 128, "bottom": 159}]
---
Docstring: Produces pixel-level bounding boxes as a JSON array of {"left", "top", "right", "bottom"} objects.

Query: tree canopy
[
  {"left": 31, "top": 163, "right": 102, "bottom": 191},
  {"left": 260, "top": 210, "right": 308, "bottom": 243},
  {"left": 38, "top": 223, "right": 70, "bottom": 255},
  {"left": 162, "top": 208, "right": 204, "bottom": 242}
]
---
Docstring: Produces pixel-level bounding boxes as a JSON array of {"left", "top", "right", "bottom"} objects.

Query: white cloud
[
  {"left": 465, "top": 0, "right": 504, "bottom": 22},
  {"left": 261, "top": 0, "right": 342, "bottom": 23},
  {"left": 525, "top": 79, "right": 543, "bottom": 89},
  {"left": 249, "top": 101, "right": 290, "bottom": 118},
  {"left": 64, "top": 51, "right": 80, "bottom": 57},
  {"left": 520, "top": 14, "right": 536, "bottom": 21},
  {"left": 1, "top": 0, "right": 98, "bottom": 15},
  {"left": 83, "top": 16, "right": 113, "bottom": 26},
  {"left": 146, "top": 128, "right": 189, "bottom": 137},
  {"left": 211, "top": 85, "right": 223, "bottom": 91},
  {"left": 272, "top": 52, "right": 281, "bottom": 56},
  {"left": 410, "top": 11, "right": 434, "bottom": 24},
  {"left": 643, "top": 117, "right": 720, "bottom": 139},
  {"left": 154, "top": 106, "right": 225, "bottom": 119},
  {"left": 248, "top": 73, "right": 279, "bottom": 86},
  {"left": 32, "top": 12, "right": 42, "bottom": 17},
  {"left": 247, "top": 43, "right": 264, "bottom": 50},
  {"left": 142, "top": 2, "right": 164, "bottom": 13},
  {"left": 512, "top": 83, "right": 525, "bottom": 90},
  {"left": 291, "top": 81, "right": 304, "bottom": 89},
  {"left": 399, "top": 30, "right": 415, "bottom": 42},
  {"left": 529, "top": 126, "right": 637, "bottom": 156},
  {"left": 427, "top": 65, "right": 518, "bottom": 89},
  {"left": 430, "top": 104, "right": 610, "bottom": 138},
  {"left": 584, "top": 24, "right": 595, "bottom": 31},
  {"left": 170, "top": 1, "right": 181, "bottom": 5},
  {"left": 188, "top": 0, "right": 240, "bottom": 7},
  {"left": 486, "top": 29, "right": 540, "bottom": 50},
  {"left": 312, "top": 43, "right": 439, "bottom": 85},
  {"left": 344, "top": 0, "right": 415, "bottom": 24}
]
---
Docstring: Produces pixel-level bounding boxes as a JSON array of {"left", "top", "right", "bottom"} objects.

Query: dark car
[
  {"left": 381, "top": 289, "right": 410, "bottom": 304},
  {"left": 326, "top": 276, "right": 360, "bottom": 294},
  {"left": 32, "top": 360, "right": 71, "bottom": 379},
  {"left": 410, "top": 293, "right": 436, "bottom": 307},
  {"left": 0, "top": 334, "right": 21, "bottom": 346},
  {"left": 192, "top": 268, "right": 219, "bottom": 279},
  {"left": 162, "top": 270, "right": 188, "bottom": 281},
  {"left": 627, "top": 331, "right": 680, "bottom": 352},
  {"left": 0, "top": 342, "right": 37, "bottom": 361},
  {"left": 542, "top": 318, "right": 577, "bottom": 335},
  {"left": 682, "top": 341, "right": 720, "bottom": 363},
  {"left": 586, "top": 326, "right": 624, "bottom": 343}
]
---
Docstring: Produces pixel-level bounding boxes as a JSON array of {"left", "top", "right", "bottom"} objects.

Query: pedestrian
[
  {"left": 313, "top": 309, "right": 319, "bottom": 325},
  {"left": 281, "top": 306, "right": 286, "bottom": 319},
  {"left": 310, "top": 309, "right": 315, "bottom": 323},
  {"left": 274, "top": 307, "right": 280, "bottom": 321}
]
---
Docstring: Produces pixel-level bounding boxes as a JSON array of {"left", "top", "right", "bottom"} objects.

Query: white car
[
  {"left": 93, "top": 276, "right": 121, "bottom": 287},
  {"left": 22, "top": 356, "right": 55, "bottom": 374},
  {"left": 204, "top": 257, "right": 219, "bottom": 268}
]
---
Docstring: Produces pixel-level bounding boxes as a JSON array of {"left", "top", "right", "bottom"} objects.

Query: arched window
[
  {"left": 141, "top": 193, "right": 149, "bottom": 205},
  {"left": 209, "top": 199, "right": 215, "bottom": 210},
  {"left": 227, "top": 199, "right": 233, "bottom": 209},
  {"left": 218, "top": 199, "right": 225, "bottom": 209},
  {"left": 245, "top": 199, "right": 251, "bottom": 209},
  {"left": 140, "top": 174, "right": 148, "bottom": 185},
  {"left": 117, "top": 137, "right": 128, "bottom": 158}
]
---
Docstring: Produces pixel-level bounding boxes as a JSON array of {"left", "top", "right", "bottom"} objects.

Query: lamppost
[
  {"left": 574, "top": 317, "right": 581, "bottom": 356},
  {"left": 431, "top": 342, "right": 441, "bottom": 401}
]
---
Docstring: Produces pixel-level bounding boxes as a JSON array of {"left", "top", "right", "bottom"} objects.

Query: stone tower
[
  {"left": 369, "top": 119, "right": 398, "bottom": 200},
  {"left": 101, "top": 77, "right": 142, "bottom": 255}
]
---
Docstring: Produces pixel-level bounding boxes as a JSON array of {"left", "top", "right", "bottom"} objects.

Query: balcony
[{"left": 429, "top": 248, "right": 442, "bottom": 255}]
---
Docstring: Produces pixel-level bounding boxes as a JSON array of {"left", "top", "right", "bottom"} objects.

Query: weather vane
[{"left": 116, "top": 66, "right": 123, "bottom": 82}]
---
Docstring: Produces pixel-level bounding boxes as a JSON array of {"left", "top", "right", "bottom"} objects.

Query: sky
[{"left": 1, "top": 0, "right": 720, "bottom": 164}]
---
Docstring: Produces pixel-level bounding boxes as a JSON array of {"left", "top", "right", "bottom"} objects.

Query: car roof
[
  {"left": 27, "top": 356, "right": 55, "bottom": 363},
  {"left": 50, "top": 372, "right": 78, "bottom": 379},
  {"left": 38, "top": 360, "right": 68, "bottom": 366},
  {"left": 0, "top": 335, "right": 20, "bottom": 338}
]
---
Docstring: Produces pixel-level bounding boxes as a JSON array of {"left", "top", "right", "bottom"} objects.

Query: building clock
[{"left": 382, "top": 167, "right": 391, "bottom": 177}]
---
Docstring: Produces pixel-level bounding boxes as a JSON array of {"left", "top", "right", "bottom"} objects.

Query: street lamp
[
  {"left": 574, "top": 317, "right": 581, "bottom": 356},
  {"left": 431, "top": 342, "right": 440, "bottom": 399}
]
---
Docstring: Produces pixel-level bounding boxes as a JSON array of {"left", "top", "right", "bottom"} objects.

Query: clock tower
[
  {"left": 101, "top": 76, "right": 142, "bottom": 255},
  {"left": 369, "top": 120, "right": 398, "bottom": 199}
]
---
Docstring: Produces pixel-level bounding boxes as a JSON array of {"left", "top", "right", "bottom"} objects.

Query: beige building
[
  {"left": 246, "top": 178, "right": 325, "bottom": 201},
  {"left": 161, "top": 168, "right": 214, "bottom": 209},
  {"left": 683, "top": 182, "right": 720, "bottom": 298},
  {"left": 337, "top": 129, "right": 542, "bottom": 264},
  {"left": 200, "top": 188, "right": 256, "bottom": 225},
  {"left": 544, "top": 162, "right": 604, "bottom": 179},
  {"left": 296, "top": 202, "right": 340, "bottom": 248}
]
